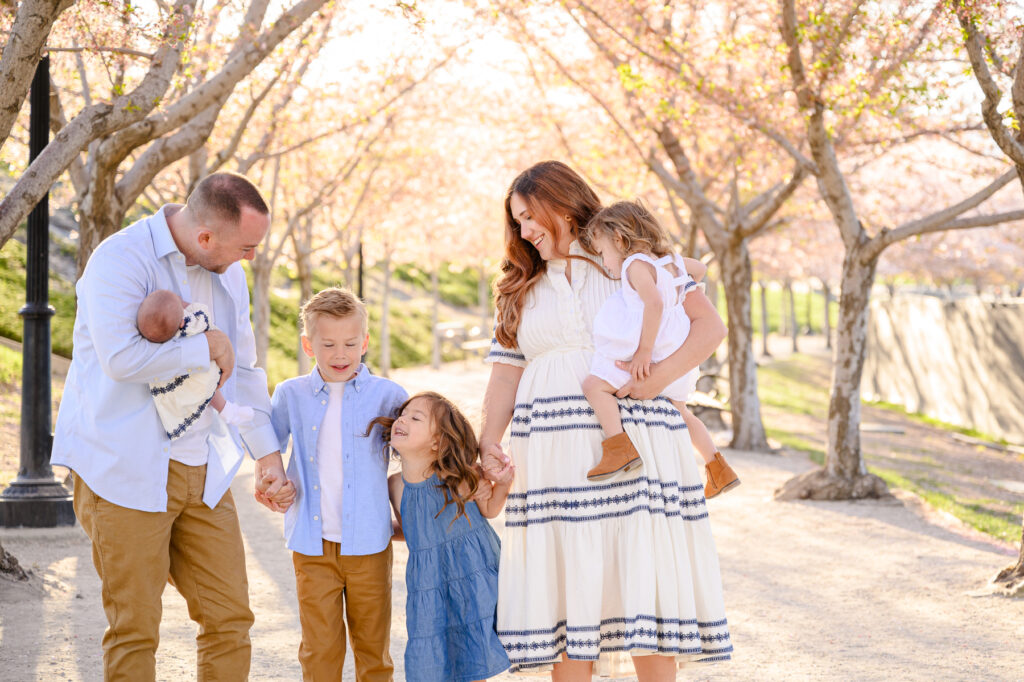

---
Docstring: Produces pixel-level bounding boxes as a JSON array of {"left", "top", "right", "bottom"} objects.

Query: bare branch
[
  {"left": 739, "top": 165, "right": 808, "bottom": 240},
  {"left": 956, "top": 5, "right": 1024, "bottom": 170},
  {"left": 0, "top": 0, "right": 193, "bottom": 249},
  {"left": 44, "top": 45, "right": 154, "bottom": 59},
  {"left": 103, "top": 0, "right": 328, "bottom": 163},
  {"left": 867, "top": 168, "right": 1019, "bottom": 257},
  {"left": 781, "top": 0, "right": 862, "bottom": 248},
  {"left": 47, "top": 75, "right": 87, "bottom": 194},
  {"left": 0, "top": 0, "right": 75, "bottom": 152}
]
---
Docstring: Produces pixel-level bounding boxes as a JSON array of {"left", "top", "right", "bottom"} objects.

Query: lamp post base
[{"left": 0, "top": 479, "right": 75, "bottom": 528}]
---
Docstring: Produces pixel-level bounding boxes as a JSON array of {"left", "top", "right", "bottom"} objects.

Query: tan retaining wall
[{"left": 864, "top": 295, "right": 1024, "bottom": 444}]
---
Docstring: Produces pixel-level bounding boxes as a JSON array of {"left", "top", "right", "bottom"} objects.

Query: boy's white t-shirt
[
  {"left": 317, "top": 381, "right": 345, "bottom": 543},
  {"left": 168, "top": 265, "right": 215, "bottom": 466}
]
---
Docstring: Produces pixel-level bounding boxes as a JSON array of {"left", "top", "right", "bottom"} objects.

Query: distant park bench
[{"left": 434, "top": 321, "right": 491, "bottom": 363}]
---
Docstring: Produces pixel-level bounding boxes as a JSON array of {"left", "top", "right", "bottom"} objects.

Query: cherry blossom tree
[{"left": 775, "top": 0, "right": 1024, "bottom": 500}]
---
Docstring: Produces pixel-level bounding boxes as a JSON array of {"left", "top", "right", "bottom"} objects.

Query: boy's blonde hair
[
  {"left": 301, "top": 287, "right": 368, "bottom": 337},
  {"left": 583, "top": 199, "right": 673, "bottom": 259}
]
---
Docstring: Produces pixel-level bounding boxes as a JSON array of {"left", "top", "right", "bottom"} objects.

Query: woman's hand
[
  {"left": 614, "top": 359, "right": 667, "bottom": 400},
  {"left": 480, "top": 441, "right": 510, "bottom": 479}
]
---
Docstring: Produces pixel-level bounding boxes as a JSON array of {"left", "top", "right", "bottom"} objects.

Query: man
[{"left": 53, "top": 173, "right": 294, "bottom": 681}]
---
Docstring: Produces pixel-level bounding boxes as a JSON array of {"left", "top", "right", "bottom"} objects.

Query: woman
[{"left": 479, "top": 161, "right": 732, "bottom": 680}]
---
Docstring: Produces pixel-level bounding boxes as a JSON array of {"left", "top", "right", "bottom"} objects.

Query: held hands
[
  {"left": 480, "top": 442, "right": 515, "bottom": 486},
  {"left": 204, "top": 329, "right": 235, "bottom": 389},
  {"left": 471, "top": 465, "right": 493, "bottom": 505},
  {"left": 614, "top": 359, "right": 664, "bottom": 400},
  {"left": 254, "top": 452, "right": 296, "bottom": 512}
]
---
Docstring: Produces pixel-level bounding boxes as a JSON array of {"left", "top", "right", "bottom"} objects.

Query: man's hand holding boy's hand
[{"left": 254, "top": 452, "right": 295, "bottom": 512}]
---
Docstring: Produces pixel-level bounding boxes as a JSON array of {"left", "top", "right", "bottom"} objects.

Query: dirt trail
[{"left": 1, "top": 359, "right": 1022, "bottom": 680}]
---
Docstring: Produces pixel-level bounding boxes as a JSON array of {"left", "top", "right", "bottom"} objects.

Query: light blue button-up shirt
[
  {"left": 52, "top": 206, "right": 279, "bottom": 511},
  {"left": 271, "top": 365, "right": 407, "bottom": 556}
]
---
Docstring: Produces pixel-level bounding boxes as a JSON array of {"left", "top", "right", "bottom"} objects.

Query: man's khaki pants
[
  {"left": 292, "top": 540, "right": 394, "bottom": 681},
  {"left": 73, "top": 461, "right": 254, "bottom": 682}
]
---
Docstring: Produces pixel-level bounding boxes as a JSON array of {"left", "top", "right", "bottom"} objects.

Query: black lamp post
[{"left": 0, "top": 56, "right": 75, "bottom": 527}]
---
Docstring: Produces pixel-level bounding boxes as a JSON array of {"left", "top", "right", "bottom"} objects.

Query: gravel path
[{"left": 1, "top": 361, "right": 1021, "bottom": 680}]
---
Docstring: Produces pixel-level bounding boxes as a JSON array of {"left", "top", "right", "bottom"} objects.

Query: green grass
[
  {"left": 766, "top": 427, "right": 825, "bottom": 465},
  {"left": 716, "top": 284, "right": 838, "bottom": 336},
  {"left": 867, "top": 399, "right": 1011, "bottom": 447},
  {"left": 0, "top": 344, "right": 21, "bottom": 385},
  {"left": 758, "top": 352, "right": 1023, "bottom": 545},
  {"left": 871, "top": 467, "right": 1024, "bottom": 544},
  {"left": 0, "top": 240, "right": 459, "bottom": 390},
  {"left": 394, "top": 262, "right": 485, "bottom": 309},
  {"left": 756, "top": 357, "right": 831, "bottom": 418},
  {"left": 0, "top": 238, "right": 77, "bottom": 357}
]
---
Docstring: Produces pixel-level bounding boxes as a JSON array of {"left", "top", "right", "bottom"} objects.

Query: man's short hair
[
  {"left": 301, "top": 287, "right": 369, "bottom": 337},
  {"left": 186, "top": 172, "right": 269, "bottom": 227}
]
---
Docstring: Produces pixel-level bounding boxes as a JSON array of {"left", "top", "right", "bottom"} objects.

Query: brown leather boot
[
  {"left": 587, "top": 432, "right": 643, "bottom": 482},
  {"left": 704, "top": 451, "right": 740, "bottom": 499}
]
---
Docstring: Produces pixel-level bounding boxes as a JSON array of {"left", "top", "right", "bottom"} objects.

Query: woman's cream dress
[{"left": 487, "top": 242, "right": 732, "bottom": 676}]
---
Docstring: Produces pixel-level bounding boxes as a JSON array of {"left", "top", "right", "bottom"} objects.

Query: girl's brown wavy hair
[
  {"left": 582, "top": 199, "right": 674, "bottom": 263},
  {"left": 494, "top": 160, "right": 603, "bottom": 348},
  {"left": 367, "top": 391, "right": 481, "bottom": 525}
]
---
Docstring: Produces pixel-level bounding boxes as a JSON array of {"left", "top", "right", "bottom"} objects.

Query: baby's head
[
  {"left": 583, "top": 200, "right": 672, "bottom": 264},
  {"left": 300, "top": 287, "right": 369, "bottom": 383},
  {"left": 138, "top": 290, "right": 186, "bottom": 343}
]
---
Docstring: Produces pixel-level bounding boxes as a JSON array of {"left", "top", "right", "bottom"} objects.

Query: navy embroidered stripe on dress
[
  {"left": 166, "top": 391, "right": 216, "bottom": 439},
  {"left": 506, "top": 477, "right": 704, "bottom": 499},
  {"left": 503, "top": 506, "right": 709, "bottom": 527},
  {"left": 151, "top": 373, "right": 191, "bottom": 396}
]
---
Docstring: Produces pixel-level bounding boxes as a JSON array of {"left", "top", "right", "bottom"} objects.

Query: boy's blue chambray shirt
[{"left": 271, "top": 364, "right": 407, "bottom": 556}]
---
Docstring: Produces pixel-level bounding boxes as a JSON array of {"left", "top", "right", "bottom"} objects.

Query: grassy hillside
[
  {"left": 0, "top": 236, "right": 486, "bottom": 389},
  {"left": 0, "top": 239, "right": 77, "bottom": 357}
]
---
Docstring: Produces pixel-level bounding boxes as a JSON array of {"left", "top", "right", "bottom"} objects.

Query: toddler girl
[
  {"left": 369, "top": 391, "right": 512, "bottom": 682},
  {"left": 581, "top": 200, "right": 740, "bottom": 498}
]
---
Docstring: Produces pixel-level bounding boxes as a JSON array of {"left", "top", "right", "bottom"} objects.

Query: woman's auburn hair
[
  {"left": 367, "top": 391, "right": 481, "bottom": 525},
  {"left": 494, "top": 160, "right": 603, "bottom": 348}
]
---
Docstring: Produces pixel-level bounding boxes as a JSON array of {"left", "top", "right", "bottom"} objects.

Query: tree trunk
[
  {"left": 778, "top": 285, "right": 788, "bottom": 337},
  {"left": 988, "top": 516, "right": 1024, "bottom": 596},
  {"left": 295, "top": 247, "right": 313, "bottom": 375},
  {"left": 0, "top": 538, "right": 28, "bottom": 581},
  {"left": 430, "top": 265, "right": 441, "bottom": 370},
  {"left": 380, "top": 251, "right": 392, "bottom": 378},
  {"left": 786, "top": 281, "right": 799, "bottom": 353},
  {"left": 759, "top": 281, "right": 770, "bottom": 358},
  {"left": 720, "top": 243, "right": 769, "bottom": 450},
  {"left": 775, "top": 249, "right": 889, "bottom": 500},
  {"left": 806, "top": 284, "right": 813, "bottom": 335},
  {"left": 824, "top": 282, "right": 833, "bottom": 350},
  {"left": 76, "top": 165, "right": 126, "bottom": 276},
  {"left": 251, "top": 258, "right": 272, "bottom": 370}
]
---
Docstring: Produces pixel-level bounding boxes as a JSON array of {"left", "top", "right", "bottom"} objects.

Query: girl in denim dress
[{"left": 370, "top": 391, "right": 514, "bottom": 681}]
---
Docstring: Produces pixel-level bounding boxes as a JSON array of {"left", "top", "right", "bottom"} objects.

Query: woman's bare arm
[
  {"left": 479, "top": 362, "right": 524, "bottom": 471},
  {"left": 616, "top": 288, "right": 726, "bottom": 400}
]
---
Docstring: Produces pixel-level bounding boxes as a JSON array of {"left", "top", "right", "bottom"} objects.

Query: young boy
[
  {"left": 137, "top": 289, "right": 254, "bottom": 438},
  {"left": 270, "top": 287, "right": 407, "bottom": 681}
]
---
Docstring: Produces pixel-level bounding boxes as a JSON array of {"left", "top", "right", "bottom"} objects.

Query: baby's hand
[{"left": 628, "top": 349, "right": 653, "bottom": 382}]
